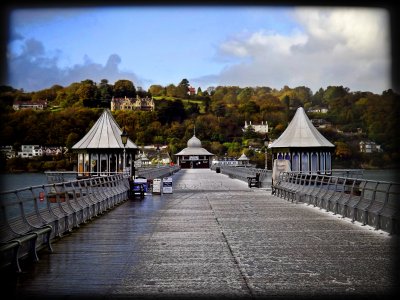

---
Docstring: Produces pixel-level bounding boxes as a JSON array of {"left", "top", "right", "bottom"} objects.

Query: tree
[
  {"left": 210, "top": 141, "right": 226, "bottom": 156},
  {"left": 178, "top": 78, "right": 189, "bottom": 90},
  {"left": 323, "top": 86, "right": 350, "bottom": 105},
  {"left": 165, "top": 84, "right": 177, "bottom": 97},
  {"left": 335, "top": 141, "right": 352, "bottom": 159},
  {"left": 66, "top": 132, "right": 80, "bottom": 149},
  {"left": 211, "top": 88, "right": 225, "bottom": 102},
  {"left": 76, "top": 80, "right": 97, "bottom": 101},
  {"left": 149, "top": 85, "right": 165, "bottom": 97},
  {"left": 113, "top": 79, "right": 136, "bottom": 98},
  {"left": 212, "top": 102, "right": 226, "bottom": 117},
  {"left": 58, "top": 82, "right": 80, "bottom": 107},
  {"left": 222, "top": 91, "right": 237, "bottom": 104},
  {"left": 243, "top": 125, "right": 259, "bottom": 139},
  {"left": 185, "top": 102, "right": 200, "bottom": 116},
  {"left": 156, "top": 99, "right": 186, "bottom": 124},
  {"left": 98, "top": 79, "right": 112, "bottom": 100},
  {"left": 32, "top": 85, "right": 63, "bottom": 102},
  {"left": 237, "top": 87, "right": 254, "bottom": 103},
  {"left": 293, "top": 86, "right": 312, "bottom": 105},
  {"left": 176, "top": 78, "right": 190, "bottom": 98},
  {"left": 239, "top": 101, "right": 260, "bottom": 115},
  {"left": 311, "top": 87, "right": 325, "bottom": 107}
]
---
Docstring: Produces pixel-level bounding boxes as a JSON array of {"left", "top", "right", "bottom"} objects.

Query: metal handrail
[
  {"left": 273, "top": 171, "right": 400, "bottom": 234},
  {"left": 211, "top": 165, "right": 271, "bottom": 187},
  {"left": 1, "top": 174, "right": 130, "bottom": 270}
]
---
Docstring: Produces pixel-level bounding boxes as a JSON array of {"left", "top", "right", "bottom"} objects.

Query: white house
[
  {"left": 359, "top": 141, "right": 382, "bottom": 153},
  {"left": 18, "top": 145, "right": 42, "bottom": 158},
  {"left": 243, "top": 121, "right": 269, "bottom": 134}
]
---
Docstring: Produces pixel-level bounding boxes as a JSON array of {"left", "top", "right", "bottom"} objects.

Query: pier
[{"left": 1, "top": 169, "right": 398, "bottom": 299}]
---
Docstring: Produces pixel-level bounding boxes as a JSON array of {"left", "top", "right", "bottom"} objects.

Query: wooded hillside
[{"left": 1, "top": 79, "right": 399, "bottom": 170}]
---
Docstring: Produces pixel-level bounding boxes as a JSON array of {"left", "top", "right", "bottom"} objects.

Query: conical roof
[
  {"left": 72, "top": 109, "right": 138, "bottom": 150},
  {"left": 269, "top": 107, "right": 334, "bottom": 148},
  {"left": 237, "top": 153, "right": 249, "bottom": 161}
]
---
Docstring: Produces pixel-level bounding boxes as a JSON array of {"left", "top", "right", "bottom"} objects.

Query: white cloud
[
  {"left": 294, "top": 7, "right": 389, "bottom": 58},
  {"left": 7, "top": 37, "right": 146, "bottom": 91},
  {"left": 197, "top": 7, "right": 390, "bottom": 94}
]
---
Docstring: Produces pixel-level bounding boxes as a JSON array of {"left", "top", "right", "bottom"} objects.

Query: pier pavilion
[
  {"left": 72, "top": 109, "right": 138, "bottom": 178},
  {"left": 268, "top": 107, "right": 335, "bottom": 174},
  {"left": 174, "top": 134, "right": 214, "bottom": 169},
  {"left": 237, "top": 152, "right": 251, "bottom": 166}
]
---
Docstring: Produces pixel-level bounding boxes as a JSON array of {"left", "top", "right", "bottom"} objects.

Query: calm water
[
  {"left": 0, "top": 169, "right": 399, "bottom": 192},
  {"left": 0, "top": 173, "right": 48, "bottom": 192},
  {"left": 362, "top": 169, "right": 399, "bottom": 182}
]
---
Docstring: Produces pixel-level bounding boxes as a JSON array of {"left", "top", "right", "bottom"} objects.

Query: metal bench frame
[
  {"left": 1, "top": 174, "right": 131, "bottom": 272},
  {"left": 272, "top": 171, "right": 399, "bottom": 234}
]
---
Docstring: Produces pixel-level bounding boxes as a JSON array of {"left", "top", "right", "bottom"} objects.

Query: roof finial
[{"left": 194, "top": 125, "right": 196, "bottom": 136}]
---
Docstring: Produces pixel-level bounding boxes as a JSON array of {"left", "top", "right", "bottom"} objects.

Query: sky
[{"left": 6, "top": 5, "right": 391, "bottom": 94}]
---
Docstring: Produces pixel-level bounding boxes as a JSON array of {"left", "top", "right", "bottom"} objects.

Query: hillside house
[
  {"left": 243, "top": 121, "right": 269, "bottom": 134},
  {"left": 13, "top": 100, "right": 48, "bottom": 111},
  {"left": 359, "top": 141, "right": 382, "bottom": 153},
  {"left": 111, "top": 96, "right": 155, "bottom": 112}
]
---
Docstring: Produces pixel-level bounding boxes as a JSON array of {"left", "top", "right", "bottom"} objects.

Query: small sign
[
  {"left": 189, "top": 156, "right": 199, "bottom": 161},
  {"left": 162, "top": 177, "right": 173, "bottom": 194},
  {"left": 152, "top": 178, "right": 162, "bottom": 194}
]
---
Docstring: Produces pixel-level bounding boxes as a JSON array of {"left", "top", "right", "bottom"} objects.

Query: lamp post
[
  {"left": 156, "top": 145, "right": 160, "bottom": 168},
  {"left": 264, "top": 135, "right": 270, "bottom": 170},
  {"left": 121, "top": 127, "right": 128, "bottom": 176}
]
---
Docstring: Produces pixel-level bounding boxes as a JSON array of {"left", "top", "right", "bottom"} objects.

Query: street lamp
[
  {"left": 156, "top": 145, "right": 160, "bottom": 168},
  {"left": 121, "top": 127, "right": 128, "bottom": 176},
  {"left": 264, "top": 135, "right": 270, "bottom": 170}
]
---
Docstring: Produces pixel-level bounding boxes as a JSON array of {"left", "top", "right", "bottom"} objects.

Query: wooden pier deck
[{"left": 2, "top": 169, "right": 398, "bottom": 299}]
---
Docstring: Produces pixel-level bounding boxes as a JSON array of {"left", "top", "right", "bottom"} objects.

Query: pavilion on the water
[
  {"left": 174, "top": 134, "right": 214, "bottom": 169},
  {"left": 268, "top": 107, "right": 335, "bottom": 174},
  {"left": 72, "top": 109, "right": 138, "bottom": 178}
]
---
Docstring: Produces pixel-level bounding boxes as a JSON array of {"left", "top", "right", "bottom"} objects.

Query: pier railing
[
  {"left": 273, "top": 171, "right": 400, "bottom": 234},
  {"left": 136, "top": 165, "right": 181, "bottom": 180},
  {"left": 331, "top": 169, "right": 364, "bottom": 178},
  {"left": 0, "top": 174, "right": 130, "bottom": 272},
  {"left": 45, "top": 165, "right": 181, "bottom": 184},
  {"left": 211, "top": 165, "right": 271, "bottom": 187},
  {"left": 45, "top": 171, "right": 131, "bottom": 183}
]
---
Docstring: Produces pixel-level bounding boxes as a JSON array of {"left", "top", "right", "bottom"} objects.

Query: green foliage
[
  {"left": 113, "top": 79, "right": 136, "bottom": 98},
  {"left": 156, "top": 99, "right": 186, "bottom": 124},
  {"left": 334, "top": 141, "right": 352, "bottom": 159},
  {"left": 176, "top": 78, "right": 190, "bottom": 98},
  {"left": 239, "top": 101, "right": 260, "bottom": 115},
  {"left": 243, "top": 126, "right": 258, "bottom": 139},
  {"left": 1, "top": 80, "right": 399, "bottom": 169},
  {"left": 149, "top": 85, "right": 165, "bottom": 97}
]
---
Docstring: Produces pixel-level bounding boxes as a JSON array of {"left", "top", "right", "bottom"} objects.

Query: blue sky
[{"left": 7, "top": 6, "right": 391, "bottom": 94}]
